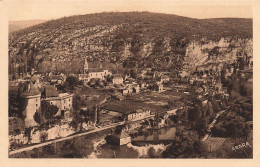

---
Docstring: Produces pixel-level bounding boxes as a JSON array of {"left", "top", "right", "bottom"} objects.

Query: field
[{"left": 102, "top": 89, "right": 187, "bottom": 115}]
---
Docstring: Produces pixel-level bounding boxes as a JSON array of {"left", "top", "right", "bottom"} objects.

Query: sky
[{"left": 6, "top": 0, "right": 253, "bottom": 21}]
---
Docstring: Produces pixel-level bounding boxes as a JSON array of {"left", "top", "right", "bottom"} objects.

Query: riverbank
[{"left": 9, "top": 114, "right": 155, "bottom": 157}]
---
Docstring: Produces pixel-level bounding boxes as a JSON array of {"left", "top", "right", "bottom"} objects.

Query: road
[
  {"left": 9, "top": 115, "right": 155, "bottom": 156},
  {"left": 201, "top": 108, "right": 228, "bottom": 142}
]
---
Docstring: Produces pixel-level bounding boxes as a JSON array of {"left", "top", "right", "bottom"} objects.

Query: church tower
[{"left": 84, "top": 57, "right": 88, "bottom": 74}]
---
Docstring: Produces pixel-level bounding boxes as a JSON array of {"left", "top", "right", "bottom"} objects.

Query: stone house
[
  {"left": 106, "top": 129, "right": 131, "bottom": 146},
  {"left": 42, "top": 85, "right": 73, "bottom": 117},
  {"left": 132, "top": 84, "right": 140, "bottom": 93},
  {"left": 121, "top": 85, "right": 133, "bottom": 96},
  {"left": 153, "top": 83, "right": 163, "bottom": 92},
  {"left": 112, "top": 74, "right": 124, "bottom": 85},
  {"left": 50, "top": 75, "right": 66, "bottom": 84}
]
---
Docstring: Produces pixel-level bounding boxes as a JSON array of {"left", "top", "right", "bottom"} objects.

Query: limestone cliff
[{"left": 8, "top": 12, "right": 252, "bottom": 75}]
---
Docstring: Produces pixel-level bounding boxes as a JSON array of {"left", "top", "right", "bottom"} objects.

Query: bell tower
[{"left": 84, "top": 57, "right": 88, "bottom": 74}]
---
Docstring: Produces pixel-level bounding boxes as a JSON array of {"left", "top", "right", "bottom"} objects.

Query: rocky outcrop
[
  {"left": 184, "top": 38, "right": 253, "bottom": 71},
  {"left": 9, "top": 123, "right": 77, "bottom": 149},
  {"left": 9, "top": 12, "right": 252, "bottom": 74}
]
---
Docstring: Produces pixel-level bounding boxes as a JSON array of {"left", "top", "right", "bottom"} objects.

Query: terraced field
[{"left": 203, "top": 136, "right": 227, "bottom": 152}]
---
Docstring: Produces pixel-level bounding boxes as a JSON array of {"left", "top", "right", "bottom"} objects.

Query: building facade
[
  {"left": 21, "top": 83, "right": 41, "bottom": 127},
  {"left": 112, "top": 74, "right": 124, "bottom": 85},
  {"left": 80, "top": 58, "right": 112, "bottom": 83},
  {"left": 44, "top": 93, "right": 73, "bottom": 116},
  {"left": 127, "top": 109, "right": 151, "bottom": 121}
]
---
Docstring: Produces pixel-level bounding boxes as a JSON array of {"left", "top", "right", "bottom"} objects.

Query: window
[
  {"left": 50, "top": 102, "right": 52, "bottom": 104},
  {"left": 64, "top": 106, "right": 65, "bottom": 109},
  {"left": 36, "top": 104, "right": 38, "bottom": 107}
]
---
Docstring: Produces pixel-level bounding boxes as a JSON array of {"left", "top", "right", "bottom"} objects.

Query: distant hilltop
[
  {"left": 9, "top": 20, "right": 47, "bottom": 33},
  {"left": 8, "top": 12, "right": 252, "bottom": 75}
]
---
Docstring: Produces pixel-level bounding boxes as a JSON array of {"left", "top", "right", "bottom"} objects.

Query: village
[{"left": 8, "top": 48, "right": 253, "bottom": 158}]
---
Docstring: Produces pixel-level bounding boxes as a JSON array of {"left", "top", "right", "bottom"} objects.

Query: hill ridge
[{"left": 8, "top": 12, "right": 252, "bottom": 75}]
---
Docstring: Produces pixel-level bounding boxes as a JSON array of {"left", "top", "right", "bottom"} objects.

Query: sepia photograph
[{"left": 2, "top": 0, "right": 258, "bottom": 163}]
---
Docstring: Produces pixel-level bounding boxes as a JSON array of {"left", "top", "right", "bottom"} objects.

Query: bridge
[{"left": 131, "top": 139, "right": 174, "bottom": 146}]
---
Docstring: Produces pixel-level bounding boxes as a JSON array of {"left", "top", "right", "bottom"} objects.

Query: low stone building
[
  {"left": 106, "top": 128, "right": 131, "bottom": 146},
  {"left": 50, "top": 74, "right": 66, "bottom": 84},
  {"left": 127, "top": 108, "right": 151, "bottom": 121},
  {"left": 42, "top": 85, "right": 73, "bottom": 117},
  {"left": 133, "top": 84, "right": 140, "bottom": 93},
  {"left": 112, "top": 74, "right": 124, "bottom": 85}
]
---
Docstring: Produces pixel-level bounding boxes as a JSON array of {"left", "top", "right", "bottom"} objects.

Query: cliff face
[
  {"left": 8, "top": 12, "right": 253, "bottom": 74},
  {"left": 184, "top": 38, "right": 253, "bottom": 71}
]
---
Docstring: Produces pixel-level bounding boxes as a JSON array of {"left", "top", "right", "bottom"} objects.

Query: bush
[{"left": 40, "top": 131, "right": 48, "bottom": 142}]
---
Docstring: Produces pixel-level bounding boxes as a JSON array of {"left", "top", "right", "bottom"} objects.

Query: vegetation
[
  {"left": 162, "top": 126, "right": 205, "bottom": 158},
  {"left": 9, "top": 12, "right": 252, "bottom": 75},
  {"left": 9, "top": 84, "right": 28, "bottom": 118},
  {"left": 64, "top": 75, "right": 79, "bottom": 90}
]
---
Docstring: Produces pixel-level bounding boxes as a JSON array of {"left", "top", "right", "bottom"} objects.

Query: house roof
[
  {"left": 79, "top": 74, "right": 88, "bottom": 78},
  {"left": 102, "top": 100, "right": 163, "bottom": 114},
  {"left": 58, "top": 93, "right": 71, "bottom": 98},
  {"left": 31, "top": 75, "right": 40, "bottom": 82},
  {"left": 113, "top": 129, "right": 130, "bottom": 139},
  {"left": 113, "top": 74, "right": 122, "bottom": 78},
  {"left": 114, "top": 77, "right": 123, "bottom": 80},
  {"left": 119, "top": 130, "right": 130, "bottom": 138},
  {"left": 102, "top": 101, "right": 145, "bottom": 114},
  {"left": 43, "top": 85, "right": 59, "bottom": 97},
  {"left": 21, "top": 83, "right": 41, "bottom": 97},
  {"left": 51, "top": 75, "right": 64, "bottom": 80},
  {"left": 88, "top": 68, "right": 104, "bottom": 73}
]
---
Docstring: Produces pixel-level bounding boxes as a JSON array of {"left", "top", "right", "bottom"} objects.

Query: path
[{"left": 201, "top": 108, "right": 228, "bottom": 141}]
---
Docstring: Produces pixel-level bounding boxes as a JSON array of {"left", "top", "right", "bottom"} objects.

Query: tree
[
  {"left": 166, "top": 101, "right": 175, "bottom": 109},
  {"left": 34, "top": 109, "right": 45, "bottom": 125},
  {"left": 9, "top": 89, "right": 28, "bottom": 118},
  {"left": 70, "top": 111, "right": 85, "bottom": 131},
  {"left": 17, "top": 96, "right": 28, "bottom": 119},
  {"left": 95, "top": 79, "right": 104, "bottom": 88},
  {"left": 72, "top": 95, "right": 82, "bottom": 112},
  {"left": 212, "top": 100, "right": 221, "bottom": 112},
  {"left": 64, "top": 75, "right": 79, "bottom": 90},
  {"left": 9, "top": 89, "right": 20, "bottom": 117},
  {"left": 41, "top": 101, "right": 59, "bottom": 124},
  {"left": 130, "top": 68, "right": 137, "bottom": 79},
  {"left": 193, "top": 141, "right": 208, "bottom": 156},
  {"left": 162, "top": 126, "right": 199, "bottom": 158},
  {"left": 195, "top": 117, "right": 208, "bottom": 138},
  {"left": 226, "top": 116, "right": 246, "bottom": 139},
  {"left": 188, "top": 103, "right": 202, "bottom": 123},
  {"left": 240, "top": 84, "right": 248, "bottom": 96}
]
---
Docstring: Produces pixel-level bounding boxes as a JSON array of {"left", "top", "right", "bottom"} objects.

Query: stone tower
[
  {"left": 21, "top": 82, "right": 41, "bottom": 127},
  {"left": 84, "top": 57, "right": 88, "bottom": 74}
]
